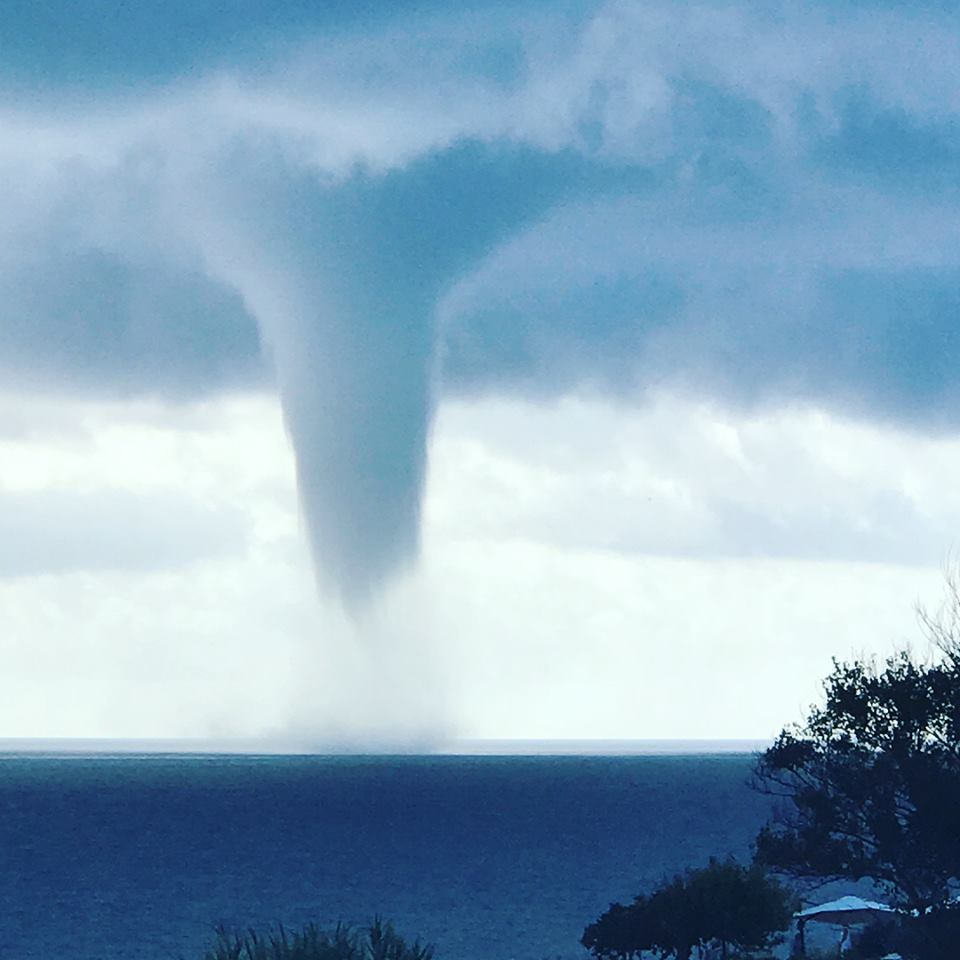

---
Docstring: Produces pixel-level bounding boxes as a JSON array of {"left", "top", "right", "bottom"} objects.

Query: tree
[
  {"left": 753, "top": 581, "right": 960, "bottom": 914},
  {"left": 582, "top": 859, "right": 795, "bottom": 960}
]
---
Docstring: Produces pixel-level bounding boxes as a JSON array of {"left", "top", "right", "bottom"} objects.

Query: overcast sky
[{"left": 2, "top": 1, "right": 959, "bottom": 744}]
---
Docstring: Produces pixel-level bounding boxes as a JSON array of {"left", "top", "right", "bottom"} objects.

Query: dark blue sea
[{"left": 0, "top": 752, "right": 776, "bottom": 960}]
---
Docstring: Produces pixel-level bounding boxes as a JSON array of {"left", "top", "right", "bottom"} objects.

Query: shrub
[
  {"left": 582, "top": 858, "right": 795, "bottom": 959},
  {"left": 201, "top": 917, "right": 434, "bottom": 960}
]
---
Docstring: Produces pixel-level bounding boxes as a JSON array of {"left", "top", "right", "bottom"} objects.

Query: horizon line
[{"left": 0, "top": 737, "right": 771, "bottom": 757}]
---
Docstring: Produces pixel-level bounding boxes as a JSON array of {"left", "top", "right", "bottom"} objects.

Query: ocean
[{"left": 0, "top": 751, "right": 777, "bottom": 960}]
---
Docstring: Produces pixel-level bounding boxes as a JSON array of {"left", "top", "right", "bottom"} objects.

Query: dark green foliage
[
  {"left": 582, "top": 858, "right": 795, "bottom": 960},
  {"left": 753, "top": 650, "right": 960, "bottom": 912},
  {"left": 202, "top": 918, "right": 433, "bottom": 960},
  {"left": 846, "top": 905, "right": 960, "bottom": 960},
  {"left": 845, "top": 915, "right": 902, "bottom": 959},
  {"left": 904, "top": 904, "right": 960, "bottom": 960}
]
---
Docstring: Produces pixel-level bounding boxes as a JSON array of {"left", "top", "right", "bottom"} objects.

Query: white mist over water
[{"left": 280, "top": 590, "right": 454, "bottom": 748}]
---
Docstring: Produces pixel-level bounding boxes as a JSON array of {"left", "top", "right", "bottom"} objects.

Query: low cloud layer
[
  {"left": 429, "top": 395, "right": 960, "bottom": 566},
  {"left": 0, "top": 489, "right": 246, "bottom": 577},
  {"left": 3, "top": 392, "right": 951, "bottom": 740},
  {"left": 3, "top": 1, "right": 960, "bottom": 598}
]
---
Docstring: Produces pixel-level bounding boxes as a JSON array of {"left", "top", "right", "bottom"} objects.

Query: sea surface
[{"left": 0, "top": 751, "right": 777, "bottom": 960}]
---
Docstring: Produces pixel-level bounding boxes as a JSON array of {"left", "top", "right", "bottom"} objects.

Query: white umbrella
[
  {"left": 795, "top": 896, "right": 897, "bottom": 926},
  {"left": 793, "top": 896, "right": 897, "bottom": 955}
]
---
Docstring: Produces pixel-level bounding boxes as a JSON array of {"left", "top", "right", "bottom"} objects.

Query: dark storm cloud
[
  {"left": 3, "top": 0, "right": 960, "bottom": 596},
  {"left": 0, "top": 247, "right": 263, "bottom": 397}
]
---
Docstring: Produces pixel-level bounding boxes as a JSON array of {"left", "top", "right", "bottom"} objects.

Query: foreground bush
[
  {"left": 202, "top": 917, "right": 434, "bottom": 960},
  {"left": 583, "top": 858, "right": 795, "bottom": 960}
]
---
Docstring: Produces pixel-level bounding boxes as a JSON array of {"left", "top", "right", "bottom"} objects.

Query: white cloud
[
  {"left": 422, "top": 541, "right": 939, "bottom": 740},
  {"left": 426, "top": 394, "right": 960, "bottom": 565},
  {"left": 0, "top": 489, "right": 245, "bottom": 577},
  {"left": 419, "top": 393, "right": 958, "bottom": 739},
  {"left": 0, "top": 390, "right": 951, "bottom": 741}
]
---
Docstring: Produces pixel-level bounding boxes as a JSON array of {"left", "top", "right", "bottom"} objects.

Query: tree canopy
[
  {"left": 753, "top": 581, "right": 960, "bottom": 913},
  {"left": 581, "top": 858, "right": 794, "bottom": 960}
]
